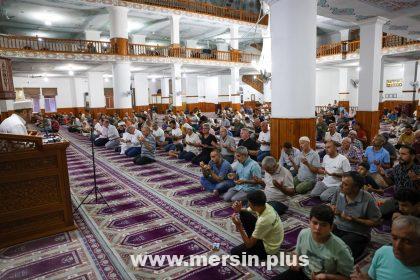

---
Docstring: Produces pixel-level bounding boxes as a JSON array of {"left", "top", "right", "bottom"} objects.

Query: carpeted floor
[{"left": 0, "top": 127, "right": 393, "bottom": 279}]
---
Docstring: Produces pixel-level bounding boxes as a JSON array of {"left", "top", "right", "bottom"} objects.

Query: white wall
[
  {"left": 13, "top": 76, "right": 75, "bottom": 109},
  {"left": 315, "top": 69, "right": 339, "bottom": 106},
  {"left": 241, "top": 83, "right": 264, "bottom": 103},
  {"left": 317, "top": 32, "right": 341, "bottom": 48},
  {"left": 204, "top": 76, "right": 219, "bottom": 103},
  {"left": 148, "top": 79, "right": 160, "bottom": 95},
  {"left": 382, "top": 64, "right": 404, "bottom": 101}
]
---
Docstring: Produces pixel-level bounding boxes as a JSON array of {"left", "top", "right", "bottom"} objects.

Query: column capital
[
  {"left": 170, "top": 14, "right": 181, "bottom": 21},
  {"left": 358, "top": 16, "right": 388, "bottom": 27},
  {"left": 107, "top": 5, "right": 129, "bottom": 14}
]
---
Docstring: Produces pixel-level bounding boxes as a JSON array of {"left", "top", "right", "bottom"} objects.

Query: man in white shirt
[
  {"left": 151, "top": 122, "right": 165, "bottom": 146},
  {"left": 105, "top": 122, "right": 121, "bottom": 150},
  {"left": 254, "top": 156, "right": 294, "bottom": 215},
  {"left": 325, "top": 123, "right": 342, "bottom": 144},
  {"left": 256, "top": 121, "right": 270, "bottom": 162},
  {"left": 94, "top": 119, "right": 110, "bottom": 146},
  {"left": 164, "top": 120, "right": 183, "bottom": 152},
  {"left": 310, "top": 140, "right": 351, "bottom": 202},
  {"left": 279, "top": 142, "right": 301, "bottom": 176},
  {"left": 123, "top": 125, "right": 143, "bottom": 157},
  {"left": 0, "top": 100, "right": 33, "bottom": 135}
]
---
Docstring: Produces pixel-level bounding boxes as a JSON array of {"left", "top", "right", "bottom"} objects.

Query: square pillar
[
  {"left": 134, "top": 73, "right": 149, "bottom": 112},
  {"left": 172, "top": 63, "right": 183, "bottom": 112},
  {"left": 356, "top": 17, "right": 388, "bottom": 142}
]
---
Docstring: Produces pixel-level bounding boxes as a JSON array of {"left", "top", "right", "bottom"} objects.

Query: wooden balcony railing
[
  {"left": 316, "top": 42, "right": 342, "bottom": 58},
  {"left": 0, "top": 34, "right": 259, "bottom": 63},
  {"left": 347, "top": 40, "right": 360, "bottom": 53},
  {"left": 0, "top": 34, "right": 113, "bottom": 54},
  {"left": 128, "top": 43, "right": 260, "bottom": 63},
  {"left": 124, "top": 0, "right": 267, "bottom": 25},
  {"left": 382, "top": 34, "right": 419, "bottom": 48},
  {"left": 317, "top": 34, "right": 419, "bottom": 58}
]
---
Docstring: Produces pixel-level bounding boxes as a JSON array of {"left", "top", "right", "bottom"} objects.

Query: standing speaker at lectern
[{"left": 0, "top": 99, "right": 34, "bottom": 135}]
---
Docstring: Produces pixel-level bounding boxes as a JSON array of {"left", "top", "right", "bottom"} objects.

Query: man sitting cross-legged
[
  {"left": 310, "top": 140, "right": 351, "bottom": 202},
  {"left": 253, "top": 156, "right": 294, "bottom": 216},
  {"left": 223, "top": 146, "right": 262, "bottom": 202},
  {"left": 199, "top": 150, "right": 235, "bottom": 195},
  {"left": 133, "top": 126, "right": 156, "bottom": 165},
  {"left": 294, "top": 136, "right": 321, "bottom": 194},
  {"left": 230, "top": 190, "right": 284, "bottom": 260},
  {"left": 273, "top": 204, "right": 354, "bottom": 280},
  {"left": 331, "top": 171, "right": 381, "bottom": 260},
  {"left": 169, "top": 123, "right": 201, "bottom": 161},
  {"left": 351, "top": 215, "right": 420, "bottom": 280}
]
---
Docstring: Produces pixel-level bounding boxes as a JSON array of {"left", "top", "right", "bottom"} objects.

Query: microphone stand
[{"left": 74, "top": 126, "right": 109, "bottom": 213}]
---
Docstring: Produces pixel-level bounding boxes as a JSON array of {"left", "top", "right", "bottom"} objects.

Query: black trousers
[
  {"left": 133, "top": 156, "right": 155, "bottom": 165},
  {"left": 191, "top": 152, "right": 211, "bottom": 165},
  {"left": 333, "top": 227, "right": 369, "bottom": 260},
  {"left": 272, "top": 269, "right": 310, "bottom": 280},
  {"left": 267, "top": 201, "right": 288, "bottom": 216},
  {"left": 94, "top": 137, "right": 108, "bottom": 146},
  {"left": 230, "top": 210, "right": 267, "bottom": 260}
]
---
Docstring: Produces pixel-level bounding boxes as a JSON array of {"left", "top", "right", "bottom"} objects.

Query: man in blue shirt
[
  {"left": 223, "top": 146, "right": 262, "bottom": 202},
  {"left": 351, "top": 215, "right": 420, "bottom": 280},
  {"left": 363, "top": 135, "right": 390, "bottom": 188},
  {"left": 200, "top": 150, "right": 235, "bottom": 195}
]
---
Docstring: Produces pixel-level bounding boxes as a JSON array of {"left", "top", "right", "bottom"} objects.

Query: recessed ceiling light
[
  {"left": 68, "top": 70, "right": 74, "bottom": 76},
  {"left": 43, "top": 76, "right": 49, "bottom": 82},
  {"left": 45, "top": 20, "right": 52, "bottom": 26}
]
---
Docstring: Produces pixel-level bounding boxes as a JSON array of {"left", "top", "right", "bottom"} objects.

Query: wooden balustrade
[
  {"left": 316, "top": 42, "right": 342, "bottom": 58},
  {"left": 0, "top": 34, "right": 259, "bottom": 63},
  {"left": 0, "top": 34, "right": 113, "bottom": 54},
  {"left": 124, "top": 0, "right": 264, "bottom": 24},
  {"left": 347, "top": 40, "right": 360, "bottom": 53},
  {"left": 382, "top": 34, "right": 419, "bottom": 48},
  {"left": 128, "top": 43, "right": 258, "bottom": 63}
]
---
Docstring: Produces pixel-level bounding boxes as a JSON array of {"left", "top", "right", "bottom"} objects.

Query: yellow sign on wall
[{"left": 386, "top": 79, "right": 403, "bottom": 87}]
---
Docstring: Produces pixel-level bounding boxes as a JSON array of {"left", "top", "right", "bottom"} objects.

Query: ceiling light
[
  {"left": 68, "top": 70, "right": 74, "bottom": 76},
  {"left": 151, "top": 78, "right": 156, "bottom": 82},
  {"left": 37, "top": 37, "right": 43, "bottom": 42},
  {"left": 104, "top": 78, "right": 109, "bottom": 82},
  {"left": 45, "top": 20, "right": 52, "bottom": 26},
  {"left": 31, "top": 12, "right": 64, "bottom": 25},
  {"left": 253, "top": 75, "right": 257, "bottom": 79},
  {"left": 356, "top": 67, "right": 361, "bottom": 72},
  {"left": 43, "top": 76, "right": 49, "bottom": 82}
]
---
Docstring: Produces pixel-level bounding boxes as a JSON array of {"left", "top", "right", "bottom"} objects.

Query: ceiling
[
  {"left": 317, "top": 0, "right": 420, "bottom": 40},
  {"left": 0, "top": 0, "right": 263, "bottom": 48}
]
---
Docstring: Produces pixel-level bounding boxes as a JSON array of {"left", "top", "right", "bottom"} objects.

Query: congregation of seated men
[{"left": 49, "top": 103, "right": 419, "bottom": 279}]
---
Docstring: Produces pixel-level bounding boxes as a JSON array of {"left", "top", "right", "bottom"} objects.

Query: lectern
[{"left": 0, "top": 133, "right": 75, "bottom": 248}]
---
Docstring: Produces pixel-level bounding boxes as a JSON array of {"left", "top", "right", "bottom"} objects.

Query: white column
[
  {"left": 172, "top": 63, "right": 182, "bottom": 107},
  {"left": 170, "top": 15, "right": 181, "bottom": 45},
  {"left": 112, "top": 61, "right": 131, "bottom": 109},
  {"left": 185, "top": 75, "right": 199, "bottom": 105},
  {"left": 131, "top": 34, "right": 146, "bottom": 44},
  {"left": 84, "top": 30, "right": 101, "bottom": 41},
  {"left": 264, "top": 81, "right": 272, "bottom": 103},
  {"left": 270, "top": 0, "right": 316, "bottom": 118},
  {"left": 338, "top": 68, "right": 349, "bottom": 103},
  {"left": 230, "top": 67, "right": 240, "bottom": 104},
  {"left": 403, "top": 61, "right": 418, "bottom": 103},
  {"left": 161, "top": 78, "right": 170, "bottom": 104},
  {"left": 230, "top": 25, "right": 239, "bottom": 50},
  {"left": 340, "top": 29, "right": 349, "bottom": 41},
  {"left": 108, "top": 6, "right": 129, "bottom": 39},
  {"left": 379, "top": 60, "right": 385, "bottom": 103},
  {"left": 88, "top": 72, "right": 105, "bottom": 108},
  {"left": 134, "top": 73, "right": 149, "bottom": 107},
  {"left": 358, "top": 17, "right": 387, "bottom": 111}
]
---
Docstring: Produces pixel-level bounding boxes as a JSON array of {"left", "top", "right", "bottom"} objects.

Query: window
[
  {"left": 44, "top": 97, "right": 57, "bottom": 113},
  {"left": 32, "top": 98, "right": 40, "bottom": 113}
]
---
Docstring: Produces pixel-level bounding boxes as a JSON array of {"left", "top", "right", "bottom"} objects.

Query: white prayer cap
[
  {"left": 13, "top": 99, "right": 33, "bottom": 110},
  {"left": 183, "top": 123, "right": 193, "bottom": 130},
  {"left": 118, "top": 121, "right": 126, "bottom": 126},
  {"left": 299, "top": 136, "right": 311, "bottom": 143}
]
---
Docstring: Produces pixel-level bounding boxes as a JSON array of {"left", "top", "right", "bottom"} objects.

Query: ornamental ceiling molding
[
  {"left": 81, "top": 0, "right": 267, "bottom": 29},
  {"left": 0, "top": 50, "right": 250, "bottom": 68}
]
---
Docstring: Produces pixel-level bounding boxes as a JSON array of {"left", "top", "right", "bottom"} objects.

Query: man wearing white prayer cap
[{"left": 0, "top": 99, "right": 33, "bottom": 135}]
